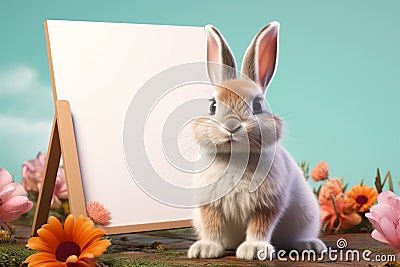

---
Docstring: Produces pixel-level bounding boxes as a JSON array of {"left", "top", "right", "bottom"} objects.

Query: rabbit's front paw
[
  {"left": 188, "top": 240, "right": 224, "bottom": 258},
  {"left": 236, "top": 240, "right": 275, "bottom": 260},
  {"left": 295, "top": 238, "right": 327, "bottom": 253}
]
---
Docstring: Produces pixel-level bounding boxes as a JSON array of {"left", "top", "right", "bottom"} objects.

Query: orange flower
[
  {"left": 311, "top": 161, "right": 329, "bottom": 182},
  {"left": 86, "top": 201, "right": 112, "bottom": 226},
  {"left": 318, "top": 177, "right": 344, "bottom": 203},
  {"left": 319, "top": 177, "right": 362, "bottom": 232},
  {"left": 346, "top": 184, "right": 378, "bottom": 213},
  {"left": 320, "top": 193, "right": 362, "bottom": 233},
  {"left": 25, "top": 215, "right": 110, "bottom": 266}
]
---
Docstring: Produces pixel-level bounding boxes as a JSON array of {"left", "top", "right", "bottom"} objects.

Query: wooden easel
[
  {"left": 31, "top": 100, "right": 87, "bottom": 236},
  {"left": 32, "top": 20, "right": 195, "bottom": 236}
]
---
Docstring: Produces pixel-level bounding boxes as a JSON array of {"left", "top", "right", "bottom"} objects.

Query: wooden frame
[{"left": 32, "top": 21, "right": 195, "bottom": 236}]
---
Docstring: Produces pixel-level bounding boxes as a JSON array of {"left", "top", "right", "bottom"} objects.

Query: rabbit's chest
[
  {"left": 195, "top": 155, "right": 275, "bottom": 222},
  {"left": 219, "top": 178, "right": 255, "bottom": 222}
]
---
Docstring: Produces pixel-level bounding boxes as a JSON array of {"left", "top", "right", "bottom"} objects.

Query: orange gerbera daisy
[
  {"left": 25, "top": 214, "right": 111, "bottom": 266},
  {"left": 346, "top": 184, "right": 378, "bottom": 213}
]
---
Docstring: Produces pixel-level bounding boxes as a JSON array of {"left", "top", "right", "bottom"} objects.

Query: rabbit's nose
[{"left": 223, "top": 116, "right": 242, "bottom": 134}]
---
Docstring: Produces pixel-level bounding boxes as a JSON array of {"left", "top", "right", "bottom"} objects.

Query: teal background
[{"left": 0, "top": 1, "right": 399, "bottom": 191}]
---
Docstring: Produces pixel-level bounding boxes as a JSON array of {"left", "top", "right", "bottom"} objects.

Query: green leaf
[
  {"left": 330, "top": 193, "right": 340, "bottom": 220},
  {"left": 316, "top": 184, "right": 322, "bottom": 196},
  {"left": 299, "top": 160, "right": 310, "bottom": 180},
  {"left": 322, "top": 220, "right": 330, "bottom": 233},
  {"left": 375, "top": 168, "right": 382, "bottom": 193},
  {"left": 11, "top": 170, "right": 15, "bottom": 182},
  {"left": 343, "top": 183, "right": 348, "bottom": 193},
  {"left": 387, "top": 171, "right": 394, "bottom": 192},
  {"left": 381, "top": 172, "right": 388, "bottom": 189}
]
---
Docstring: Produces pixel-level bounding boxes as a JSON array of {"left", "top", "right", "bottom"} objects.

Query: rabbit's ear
[
  {"left": 206, "top": 25, "right": 237, "bottom": 84},
  {"left": 241, "top": 21, "right": 279, "bottom": 93}
]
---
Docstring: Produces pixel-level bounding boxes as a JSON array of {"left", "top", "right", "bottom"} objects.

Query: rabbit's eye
[
  {"left": 252, "top": 98, "right": 263, "bottom": 114},
  {"left": 209, "top": 99, "right": 216, "bottom": 115}
]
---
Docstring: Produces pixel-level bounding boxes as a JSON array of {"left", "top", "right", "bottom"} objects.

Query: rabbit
[{"left": 187, "top": 21, "right": 327, "bottom": 260}]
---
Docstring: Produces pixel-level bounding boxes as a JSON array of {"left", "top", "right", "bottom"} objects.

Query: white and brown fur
[{"left": 188, "top": 22, "right": 326, "bottom": 260}]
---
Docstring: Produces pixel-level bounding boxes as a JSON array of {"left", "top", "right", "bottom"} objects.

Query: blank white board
[{"left": 46, "top": 20, "right": 208, "bottom": 233}]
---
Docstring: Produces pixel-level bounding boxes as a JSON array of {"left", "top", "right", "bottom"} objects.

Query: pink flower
[
  {"left": 311, "top": 161, "right": 329, "bottom": 182},
  {"left": 21, "top": 152, "right": 46, "bottom": 192},
  {"left": 21, "top": 152, "right": 68, "bottom": 209},
  {"left": 54, "top": 168, "right": 68, "bottom": 199},
  {"left": 86, "top": 201, "right": 112, "bottom": 226},
  {"left": 366, "top": 191, "right": 400, "bottom": 252},
  {"left": 0, "top": 168, "right": 33, "bottom": 223}
]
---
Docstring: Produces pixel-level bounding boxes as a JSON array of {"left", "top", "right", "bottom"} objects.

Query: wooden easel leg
[
  {"left": 56, "top": 100, "right": 86, "bottom": 218},
  {"left": 31, "top": 116, "right": 61, "bottom": 236},
  {"left": 31, "top": 100, "right": 87, "bottom": 236}
]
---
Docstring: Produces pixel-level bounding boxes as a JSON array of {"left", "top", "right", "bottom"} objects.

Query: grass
[
  {"left": 99, "top": 255, "right": 170, "bottom": 267},
  {"left": 0, "top": 244, "right": 34, "bottom": 267},
  {"left": 0, "top": 244, "right": 178, "bottom": 267},
  {"left": 0, "top": 241, "right": 191, "bottom": 267}
]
